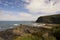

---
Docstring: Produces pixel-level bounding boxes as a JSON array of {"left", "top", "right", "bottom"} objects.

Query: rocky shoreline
[{"left": 0, "top": 24, "right": 60, "bottom": 40}]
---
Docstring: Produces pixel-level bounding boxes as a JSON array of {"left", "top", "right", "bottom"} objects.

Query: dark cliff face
[{"left": 36, "top": 14, "right": 60, "bottom": 24}]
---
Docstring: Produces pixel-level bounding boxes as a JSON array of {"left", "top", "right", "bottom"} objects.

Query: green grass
[
  {"left": 12, "top": 34, "right": 42, "bottom": 40},
  {"left": 12, "top": 24, "right": 60, "bottom": 40}
]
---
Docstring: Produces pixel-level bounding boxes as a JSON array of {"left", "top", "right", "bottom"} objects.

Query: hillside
[{"left": 36, "top": 14, "right": 60, "bottom": 24}]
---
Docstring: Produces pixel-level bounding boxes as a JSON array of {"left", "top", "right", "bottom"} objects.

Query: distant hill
[{"left": 36, "top": 14, "right": 60, "bottom": 24}]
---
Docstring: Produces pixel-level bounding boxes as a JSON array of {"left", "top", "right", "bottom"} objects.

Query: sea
[{"left": 0, "top": 21, "right": 34, "bottom": 31}]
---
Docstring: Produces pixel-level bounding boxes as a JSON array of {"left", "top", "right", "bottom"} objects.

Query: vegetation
[
  {"left": 36, "top": 14, "right": 60, "bottom": 24},
  {"left": 0, "top": 24, "right": 60, "bottom": 40},
  {"left": 12, "top": 24, "right": 60, "bottom": 40}
]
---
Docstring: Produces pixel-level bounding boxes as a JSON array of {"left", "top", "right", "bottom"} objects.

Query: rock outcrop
[
  {"left": 36, "top": 14, "right": 60, "bottom": 24},
  {"left": 0, "top": 24, "right": 60, "bottom": 40}
]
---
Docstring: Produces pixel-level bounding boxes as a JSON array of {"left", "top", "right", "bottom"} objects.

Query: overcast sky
[{"left": 0, "top": 0, "right": 60, "bottom": 21}]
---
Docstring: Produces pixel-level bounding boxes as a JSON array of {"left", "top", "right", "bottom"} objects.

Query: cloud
[
  {"left": 25, "top": 0, "right": 60, "bottom": 14},
  {"left": 0, "top": 0, "right": 60, "bottom": 21},
  {"left": 0, "top": 10, "right": 36, "bottom": 21}
]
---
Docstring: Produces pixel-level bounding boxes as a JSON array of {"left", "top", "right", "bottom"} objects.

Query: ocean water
[
  {"left": 0, "top": 21, "right": 33, "bottom": 25},
  {"left": 0, "top": 21, "right": 33, "bottom": 31}
]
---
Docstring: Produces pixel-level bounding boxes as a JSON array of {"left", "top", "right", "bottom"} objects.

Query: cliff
[{"left": 36, "top": 14, "right": 60, "bottom": 24}]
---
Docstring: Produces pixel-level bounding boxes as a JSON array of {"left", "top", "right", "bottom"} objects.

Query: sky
[{"left": 0, "top": 0, "right": 60, "bottom": 21}]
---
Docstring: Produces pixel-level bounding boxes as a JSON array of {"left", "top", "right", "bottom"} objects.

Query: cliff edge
[{"left": 36, "top": 14, "right": 60, "bottom": 24}]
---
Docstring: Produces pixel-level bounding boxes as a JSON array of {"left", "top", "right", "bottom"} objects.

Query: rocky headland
[{"left": 36, "top": 14, "right": 60, "bottom": 24}]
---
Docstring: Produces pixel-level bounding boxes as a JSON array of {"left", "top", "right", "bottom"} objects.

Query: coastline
[{"left": 0, "top": 24, "right": 60, "bottom": 40}]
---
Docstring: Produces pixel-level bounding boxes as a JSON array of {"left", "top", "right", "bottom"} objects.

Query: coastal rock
[{"left": 0, "top": 25, "right": 59, "bottom": 40}]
